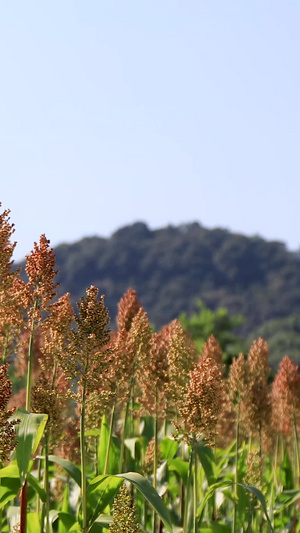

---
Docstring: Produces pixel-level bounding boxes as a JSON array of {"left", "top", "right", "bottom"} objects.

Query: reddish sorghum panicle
[
  {"left": 24, "top": 234, "right": 58, "bottom": 323},
  {"left": 116, "top": 288, "right": 141, "bottom": 333},
  {"left": 202, "top": 334, "right": 223, "bottom": 368},
  {"left": 0, "top": 363, "right": 19, "bottom": 462},
  {"left": 178, "top": 354, "right": 224, "bottom": 445},
  {"left": 139, "top": 328, "right": 169, "bottom": 416},
  {"left": 58, "top": 286, "right": 112, "bottom": 397},
  {"left": 243, "top": 338, "right": 271, "bottom": 439},
  {"left": 166, "top": 319, "right": 197, "bottom": 413},
  {"left": 272, "top": 355, "right": 300, "bottom": 437}
]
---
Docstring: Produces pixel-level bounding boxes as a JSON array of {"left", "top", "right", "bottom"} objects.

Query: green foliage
[{"left": 179, "top": 300, "right": 244, "bottom": 364}]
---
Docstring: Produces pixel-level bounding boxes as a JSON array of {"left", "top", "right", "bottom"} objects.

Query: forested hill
[{"left": 39, "top": 221, "right": 300, "bottom": 340}]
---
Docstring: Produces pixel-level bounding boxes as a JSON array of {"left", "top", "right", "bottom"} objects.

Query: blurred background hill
[{"left": 17, "top": 221, "right": 300, "bottom": 368}]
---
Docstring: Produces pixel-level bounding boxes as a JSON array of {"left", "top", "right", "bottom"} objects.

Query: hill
[{"left": 30, "top": 222, "right": 299, "bottom": 345}]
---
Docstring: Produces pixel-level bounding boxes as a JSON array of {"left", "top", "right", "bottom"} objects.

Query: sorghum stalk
[
  {"left": 152, "top": 391, "right": 158, "bottom": 533},
  {"left": 193, "top": 446, "right": 198, "bottom": 533},
  {"left": 233, "top": 403, "right": 240, "bottom": 533},
  {"left": 293, "top": 412, "right": 300, "bottom": 487},
  {"left": 104, "top": 399, "right": 116, "bottom": 475},
  {"left": 119, "top": 384, "right": 133, "bottom": 472},
  {"left": 26, "top": 313, "right": 35, "bottom": 411},
  {"left": 80, "top": 380, "right": 88, "bottom": 533},
  {"left": 43, "top": 430, "right": 50, "bottom": 533},
  {"left": 183, "top": 447, "right": 193, "bottom": 533}
]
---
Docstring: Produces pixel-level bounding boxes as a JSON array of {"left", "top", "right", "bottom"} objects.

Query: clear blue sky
[{"left": 1, "top": 1, "right": 299, "bottom": 261}]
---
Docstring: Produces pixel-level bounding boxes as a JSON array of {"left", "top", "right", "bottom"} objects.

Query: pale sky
[{"left": 1, "top": 1, "right": 300, "bottom": 261}]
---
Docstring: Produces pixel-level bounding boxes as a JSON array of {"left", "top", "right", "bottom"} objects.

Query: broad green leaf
[
  {"left": 168, "top": 459, "right": 189, "bottom": 485},
  {"left": 14, "top": 408, "right": 48, "bottom": 483},
  {"left": 117, "top": 472, "right": 173, "bottom": 533},
  {"left": 237, "top": 483, "right": 274, "bottom": 532},
  {"left": 89, "top": 472, "right": 173, "bottom": 532},
  {"left": 90, "top": 514, "right": 113, "bottom": 532},
  {"left": 197, "top": 481, "right": 230, "bottom": 523},
  {"left": 160, "top": 438, "right": 178, "bottom": 460},
  {"left": 0, "top": 477, "right": 21, "bottom": 508},
  {"left": 87, "top": 475, "right": 123, "bottom": 527},
  {"left": 27, "top": 472, "right": 46, "bottom": 502},
  {"left": 26, "top": 512, "right": 40, "bottom": 533},
  {"left": 58, "top": 483, "right": 71, "bottom": 533},
  {"left": 56, "top": 511, "right": 78, "bottom": 531},
  {"left": 47, "top": 455, "right": 81, "bottom": 487},
  {"left": 97, "top": 413, "right": 120, "bottom": 475},
  {"left": 195, "top": 442, "right": 216, "bottom": 486},
  {"left": 0, "top": 461, "right": 20, "bottom": 478},
  {"left": 85, "top": 429, "right": 101, "bottom": 436}
]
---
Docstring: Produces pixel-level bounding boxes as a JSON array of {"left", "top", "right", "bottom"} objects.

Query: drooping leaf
[
  {"left": 0, "top": 477, "right": 21, "bottom": 508},
  {"left": 14, "top": 408, "right": 48, "bottom": 483},
  {"left": 87, "top": 474, "right": 123, "bottom": 527},
  {"left": 47, "top": 455, "right": 81, "bottom": 487},
  {"left": 27, "top": 472, "right": 46, "bottom": 502},
  {"left": 237, "top": 483, "right": 274, "bottom": 532},
  {"left": 160, "top": 438, "right": 178, "bottom": 460}
]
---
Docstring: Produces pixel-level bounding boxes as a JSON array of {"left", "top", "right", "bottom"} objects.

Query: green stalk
[
  {"left": 152, "top": 394, "right": 158, "bottom": 533},
  {"left": 183, "top": 445, "right": 193, "bottom": 533},
  {"left": 233, "top": 403, "right": 240, "bottom": 533},
  {"left": 80, "top": 382, "right": 88, "bottom": 533},
  {"left": 43, "top": 431, "right": 50, "bottom": 533},
  {"left": 293, "top": 412, "right": 300, "bottom": 487},
  {"left": 26, "top": 317, "right": 35, "bottom": 411},
  {"left": 119, "top": 392, "right": 131, "bottom": 472},
  {"left": 104, "top": 400, "right": 116, "bottom": 475},
  {"left": 193, "top": 446, "right": 198, "bottom": 533}
]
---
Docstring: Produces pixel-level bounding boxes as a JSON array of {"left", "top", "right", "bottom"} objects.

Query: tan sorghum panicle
[
  {"left": 228, "top": 353, "right": 249, "bottom": 407},
  {"left": 178, "top": 355, "right": 224, "bottom": 445},
  {"left": 0, "top": 363, "right": 19, "bottom": 462},
  {"left": 143, "top": 436, "right": 161, "bottom": 476},
  {"left": 167, "top": 319, "right": 197, "bottom": 413},
  {"left": 0, "top": 206, "right": 25, "bottom": 361},
  {"left": 110, "top": 484, "right": 140, "bottom": 533},
  {"left": 114, "top": 307, "right": 152, "bottom": 404},
  {"left": 248, "top": 337, "right": 270, "bottom": 383},
  {"left": 40, "top": 293, "right": 74, "bottom": 376},
  {"left": 116, "top": 289, "right": 141, "bottom": 333},
  {"left": 15, "top": 326, "right": 44, "bottom": 378},
  {"left": 271, "top": 355, "right": 300, "bottom": 437},
  {"left": 58, "top": 286, "right": 112, "bottom": 396},
  {"left": 245, "top": 450, "right": 262, "bottom": 489},
  {"left": 139, "top": 329, "right": 169, "bottom": 416},
  {"left": 24, "top": 234, "right": 58, "bottom": 323},
  {"left": 31, "top": 372, "right": 65, "bottom": 446},
  {"left": 0, "top": 204, "right": 16, "bottom": 282},
  {"left": 243, "top": 338, "right": 271, "bottom": 438},
  {"left": 202, "top": 335, "right": 223, "bottom": 368}
]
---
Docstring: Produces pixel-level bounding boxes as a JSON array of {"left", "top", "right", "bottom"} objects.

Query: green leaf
[
  {"left": 97, "top": 413, "right": 121, "bottom": 475},
  {"left": 0, "top": 461, "right": 20, "bottom": 478},
  {"left": 160, "top": 438, "right": 178, "bottom": 460},
  {"left": 89, "top": 514, "right": 113, "bottom": 532},
  {"left": 117, "top": 472, "right": 173, "bottom": 533},
  {"left": 56, "top": 511, "right": 78, "bottom": 531},
  {"left": 195, "top": 442, "right": 216, "bottom": 486},
  {"left": 237, "top": 483, "right": 274, "bottom": 532},
  {"left": 27, "top": 472, "right": 46, "bottom": 502},
  {"left": 89, "top": 472, "right": 173, "bottom": 532},
  {"left": 14, "top": 408, "right": 48, "bottom": 484},
  {"left": 0, "top": 477, "right": 21, "bottom": 508},
  {"left": 47, "top": 455, "right": 81, "bottom": 487},
  {"left": 26, "top": 512, "right": 40, "bottom": 533},
  {"left": 87, "top": 475, "right": 123, "bottom": 527},
  {"left": 197, "top": 481, "right": 230, "bottom": 523},
  {"left": 168, "top": 458, "right": 189, "bottom": 485}
]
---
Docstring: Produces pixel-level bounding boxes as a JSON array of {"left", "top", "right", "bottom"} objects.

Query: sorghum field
[{"left": 1, "top": 203, "right": 300, "bottom": 533}]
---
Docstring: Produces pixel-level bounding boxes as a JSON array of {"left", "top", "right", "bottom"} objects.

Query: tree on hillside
[{"left": 179, "top": 300, "right": 244, "bottom": 366}]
